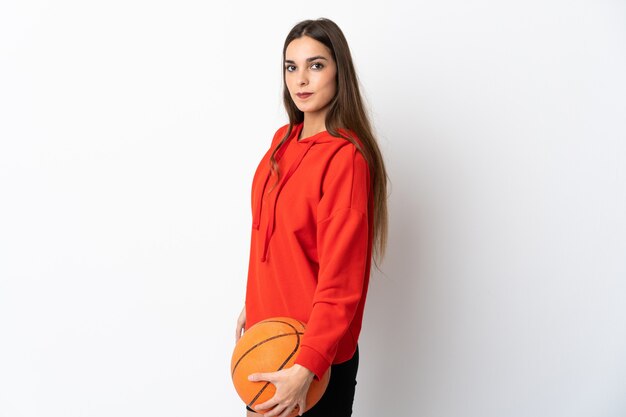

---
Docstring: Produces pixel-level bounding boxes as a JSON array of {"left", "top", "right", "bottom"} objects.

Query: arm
[
  {"left": 235, "top": 305, "right": 246, "bottom": 342},
  {"left": 296, "top": 144, "right": 371, "bottom": 379}
]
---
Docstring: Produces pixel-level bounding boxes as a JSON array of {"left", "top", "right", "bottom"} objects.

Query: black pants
[{"left": 247, "top": 346, "right": 359, "bottom": 417}]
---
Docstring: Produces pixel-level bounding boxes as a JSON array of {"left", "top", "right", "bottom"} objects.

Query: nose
[{"left": 297, "top": 70, "right": 308, "bottom": 86}]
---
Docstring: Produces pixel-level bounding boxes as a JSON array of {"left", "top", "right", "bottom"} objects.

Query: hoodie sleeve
[{"left": 294, "top": 143, "right": 371, "bottom": 379}]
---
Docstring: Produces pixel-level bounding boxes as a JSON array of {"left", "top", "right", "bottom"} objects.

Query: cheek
[
  {"left": 285, "top": 76, "right": 295, "bottom": 91},
  {"left": 319, "top": 72, "right": 336, "bottom": 94}
]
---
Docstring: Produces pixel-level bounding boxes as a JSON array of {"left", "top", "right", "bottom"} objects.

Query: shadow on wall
[{"left": 357, "top": 123, "right": 441, "bottom": 416}]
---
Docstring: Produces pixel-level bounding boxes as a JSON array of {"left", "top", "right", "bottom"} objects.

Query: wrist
[{"left": 292, "top": 364, "right": 315, "bottom": 383}]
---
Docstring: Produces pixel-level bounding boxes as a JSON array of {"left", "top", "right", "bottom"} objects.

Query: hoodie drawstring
[
  {"left": 260, "top": 138, "right": 316, "bottom": 262},
  {"left": 252, "top": 172, "right": 270, "bottom": 230},
  {"left": 252, "top": 133, "right": 292, "bottom": 230}
]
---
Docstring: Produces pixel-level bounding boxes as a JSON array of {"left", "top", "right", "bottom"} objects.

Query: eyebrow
[{"left": 284, "top": 56, "right": 328, "bottom": 64}]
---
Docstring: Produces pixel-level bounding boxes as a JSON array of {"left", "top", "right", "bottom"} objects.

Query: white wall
[{"left": 1, "top": 1, "right": 625, "bottom": 416}]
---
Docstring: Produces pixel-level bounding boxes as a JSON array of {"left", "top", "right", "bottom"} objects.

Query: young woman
[{"left": 235, "top": 18, "right": 388, "bottom": 417}]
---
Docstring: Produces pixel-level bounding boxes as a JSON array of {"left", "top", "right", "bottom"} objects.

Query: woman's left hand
[{"left": 248, "top": 364, "right": 315, "bottom": 417}]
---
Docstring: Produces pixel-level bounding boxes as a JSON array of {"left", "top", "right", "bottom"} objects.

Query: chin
[{"left": 298, "top": 104, "right": 321, "bottom": 113}]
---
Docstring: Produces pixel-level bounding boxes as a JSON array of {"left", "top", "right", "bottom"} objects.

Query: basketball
[{"left": 231, "top": 317, "right": 331, "bottom": 415}]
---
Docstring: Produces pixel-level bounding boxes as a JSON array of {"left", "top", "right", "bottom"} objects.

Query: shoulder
[
  {"left": 323, "top": 130, "right": 369, "bottom": 174},
  {"left": 326, "top": 141, "right": 368, "bottom": 171},
  {"left": 321, "top": 135, "right": 370, "bottom": 193},
  {"left": 318, "top": 136, "right": 371, "bottom": 215},
  {"left": 270, "top": 123, "right": 291, "bottom": 146}
]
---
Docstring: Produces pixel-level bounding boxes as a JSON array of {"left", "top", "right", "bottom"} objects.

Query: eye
[
  {"left": 311, "top": 62, "right": 324, "bottom": 70},
  {"left": 285, "top": 64, "right": 296, "bottom": 72}
]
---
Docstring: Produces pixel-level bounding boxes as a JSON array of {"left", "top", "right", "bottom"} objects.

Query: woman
[{"left": 235, "top": 18, "right": 388, "bottom": 417}]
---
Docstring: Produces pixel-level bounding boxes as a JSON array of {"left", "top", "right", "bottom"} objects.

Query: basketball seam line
[
  {"left": 231, "top": 332, "right": 302, "bottom": 377},
  {"left": 231, "top": 319, "right": 305, "bottom": 377},
  {"left": 240, "top": 320, "right": 302, "bottom": 409}
]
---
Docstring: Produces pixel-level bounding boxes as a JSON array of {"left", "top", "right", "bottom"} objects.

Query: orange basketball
[{"left": 231, "top": 317, "right": 330, "bottom": 415}]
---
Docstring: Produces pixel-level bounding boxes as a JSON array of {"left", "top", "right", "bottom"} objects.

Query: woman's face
[{"left": 284, "top": 36, "right": 337, "bottom": 118}]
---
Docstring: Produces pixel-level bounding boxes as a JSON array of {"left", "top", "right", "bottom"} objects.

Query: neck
[{"left": 299, "top": 111, "right": 327, "bottom": 140}]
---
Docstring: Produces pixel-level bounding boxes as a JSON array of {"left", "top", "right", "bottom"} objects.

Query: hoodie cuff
[{"left": 295, "top": 345, "right": 330, "bottom": 381}]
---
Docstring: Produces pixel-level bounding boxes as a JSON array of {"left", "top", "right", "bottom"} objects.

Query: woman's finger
[
  {"left": 288, "top": 404, "right": 302, "bottom": 417},
  {"left": 253, "top": 396, "right": 279, "bottom": 413},
  {"left": 277, "top": 403, "right": 297, "bottom": 417},
  {"left": 296, "top": 400, "right": 306, "bottom": 416},
  {"left": 262, "top": 401, "right": 290, "bottom": 417},
  {"left": 248, "top": 372, "right": 273, "bottom": 383}
]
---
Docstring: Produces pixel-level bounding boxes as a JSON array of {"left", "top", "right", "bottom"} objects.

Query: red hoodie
[{"left": 245, "top": 122, "right": 373, "bottom": 380}]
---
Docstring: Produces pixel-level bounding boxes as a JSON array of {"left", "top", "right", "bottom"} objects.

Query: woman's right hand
[{"left": 235, "top": 305, "right": 246, "bottom": 342}]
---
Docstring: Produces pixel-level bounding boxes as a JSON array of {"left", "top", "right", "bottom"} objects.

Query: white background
[{"left": 1, "top": 1, "right": 625, "bottom": 416}]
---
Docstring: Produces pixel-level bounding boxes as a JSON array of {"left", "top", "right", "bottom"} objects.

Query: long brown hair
[{"left": 270, "top": 18, "right": 389, "bottom": 264}]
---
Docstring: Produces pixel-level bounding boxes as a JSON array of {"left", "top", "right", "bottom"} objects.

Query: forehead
[{"left": 285, "top": 36, "right": 332, "bottom": 61}]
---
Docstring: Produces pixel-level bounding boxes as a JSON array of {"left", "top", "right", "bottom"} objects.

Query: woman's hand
[
  {"left": 235, "top": 305, "right": 246, "bottom": 342},
  {"left": 249, "top": 364, "right": 315, "bottom": 417}
]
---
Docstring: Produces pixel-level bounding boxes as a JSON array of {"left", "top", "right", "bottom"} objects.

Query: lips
[{"left": 296, "top": 92, "right": 313, "bottom": 99}]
